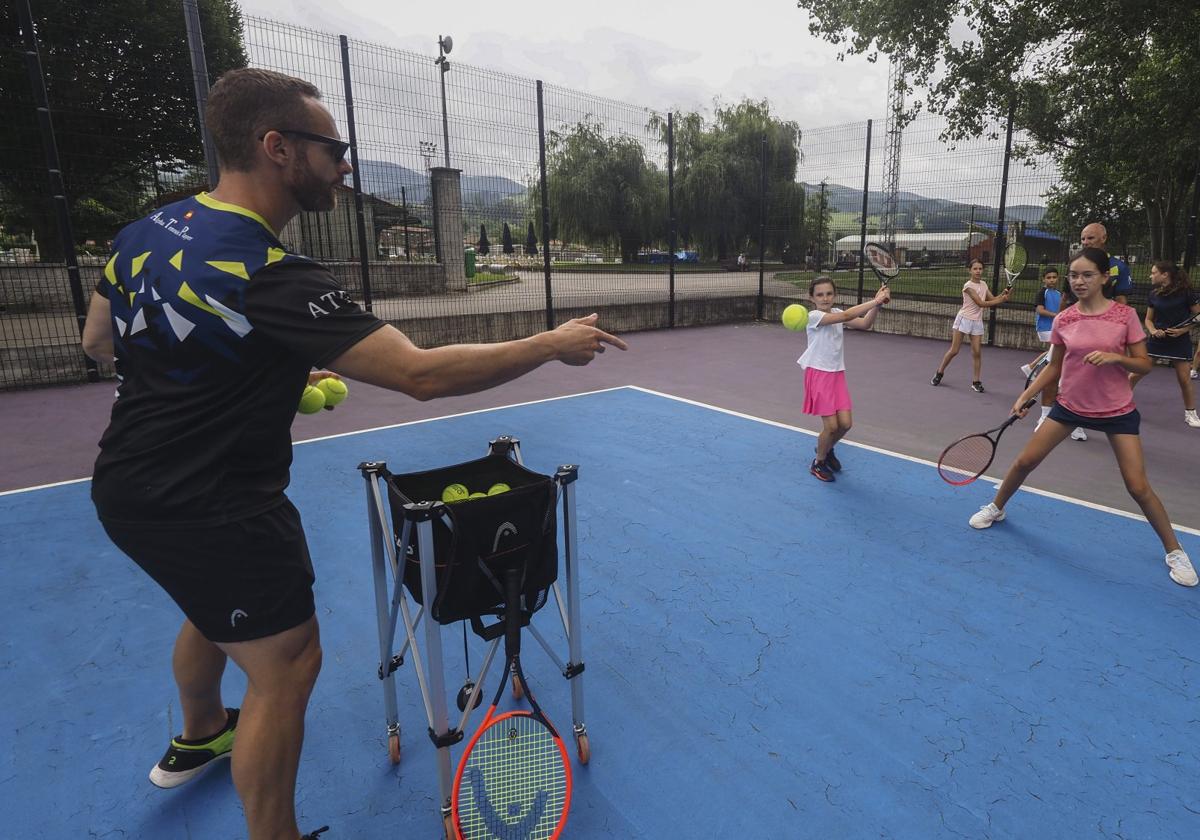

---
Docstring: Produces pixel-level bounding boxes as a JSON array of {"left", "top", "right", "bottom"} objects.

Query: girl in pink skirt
[{"left": 800, "top": 276, "right": 891, "bottom": 482}]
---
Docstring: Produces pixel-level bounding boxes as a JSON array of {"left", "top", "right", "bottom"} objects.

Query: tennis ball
[
  {"left": 468, "top": 492, "right": 487, "bottom": 499},
  {"left": 782, "top": 303, "right": 809, "bottom": 331},
  {"left": 487, "top": 483, "right": 511, "bottom": 496},
  {"left": 441, "top": 483, "right": 470, "bottom": 503},
  {"left": 316, "top": 377, "right": 348, "bottom": 408},
  {"left": 298, "top": 385, "right": 326, "bottom": 414}
]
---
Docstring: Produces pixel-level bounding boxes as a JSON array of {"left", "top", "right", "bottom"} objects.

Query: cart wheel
[
  {"left": 511, "top": 673, "right": 524, "bottom": 700},
  {"left": 443, "top": 813, "right": 456, "bottom": 840},
  {"left": 387, "top": 732, "right": 401, "bottom": 765},
  {"left": 575, "top": 732, "right": 590, "bottom": 765},
  {"left": 456, "top": 681, "right": 483, "bottom": 712}
]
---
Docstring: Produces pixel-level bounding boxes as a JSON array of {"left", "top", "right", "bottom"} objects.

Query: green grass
[
  {"left": 775, "top": 266, "right": 1046, "bottom": 305},
  {"left": 549, "top": 262, "right": 753, "bottom": 272}
]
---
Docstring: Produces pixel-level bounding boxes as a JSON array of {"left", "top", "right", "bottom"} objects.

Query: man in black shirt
[{"left": 81, "top": 68, "right": 625, "bottom": 840}]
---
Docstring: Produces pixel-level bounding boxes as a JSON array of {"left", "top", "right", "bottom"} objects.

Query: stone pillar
[{"left": 430, "top": 167, "right": 466, "bottom": 292}]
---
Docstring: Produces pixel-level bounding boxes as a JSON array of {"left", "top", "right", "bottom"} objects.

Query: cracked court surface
[{"left": 3, "top": 386, "right": 1199, "bottom": 838}]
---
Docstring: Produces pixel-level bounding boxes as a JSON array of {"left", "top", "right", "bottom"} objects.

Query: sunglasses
[{"left": 265, "top": 129, "right": 351, "bottom": 163}]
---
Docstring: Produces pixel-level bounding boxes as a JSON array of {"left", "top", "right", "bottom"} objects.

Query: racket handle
[{"left": 504, "top": 568, "right": 522, "bottom": 656}]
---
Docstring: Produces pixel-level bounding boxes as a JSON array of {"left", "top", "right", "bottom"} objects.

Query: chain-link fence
[{"left": 3, "top": 1, "right": 1195, "bottom": 390}]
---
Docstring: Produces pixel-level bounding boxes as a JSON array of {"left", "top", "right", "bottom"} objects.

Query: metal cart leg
[
  {"left": 557, "top": 464, "right": 590, "bottom": 763},
  {"left": 359, "top": 462, "right": 403, "bottom": 763}
]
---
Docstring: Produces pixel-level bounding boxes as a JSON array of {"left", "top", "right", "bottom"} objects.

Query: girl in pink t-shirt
[
  {"left": 967, "top": 247, "right": 1196, "bottom": 587},
  {"left": 930, "top": 258, "right": 1011, "bottom": 392}
]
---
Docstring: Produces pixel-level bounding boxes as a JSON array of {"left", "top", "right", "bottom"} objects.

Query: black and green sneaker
[{"left": 148, "top": 708, "right": 239, "bottom": 789}]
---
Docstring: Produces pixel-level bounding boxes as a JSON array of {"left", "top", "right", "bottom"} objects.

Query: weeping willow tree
[{"left": 534, "top": 120, "right": 666, "bottom": 262}]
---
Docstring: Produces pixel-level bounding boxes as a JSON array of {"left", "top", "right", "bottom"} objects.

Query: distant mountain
[
  {"left": 800, "top": 182, "right": 1046, "bottom": 228},
  {"left": 354, "top": 160, "right": 526, "bottom": 207}
]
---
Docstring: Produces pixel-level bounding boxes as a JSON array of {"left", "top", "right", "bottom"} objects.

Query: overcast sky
[{"left": 237, "top": 0, "right": 891, "bottom": 128}]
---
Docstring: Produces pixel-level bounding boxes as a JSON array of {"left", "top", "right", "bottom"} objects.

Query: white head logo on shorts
[
  {"left": 230, "top": 609, "right": 249, "bottom": 627},
  {"left": 493, "top": 522, "right": 518, "bottom": 552}
]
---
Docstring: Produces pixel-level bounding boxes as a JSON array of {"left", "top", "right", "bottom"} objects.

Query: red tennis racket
[
  {"left": 451, "top": 569, "right": 571, "bottom": 840},
  {"left": 938, "top": 399, "right": 1037, "bottom": 486}
]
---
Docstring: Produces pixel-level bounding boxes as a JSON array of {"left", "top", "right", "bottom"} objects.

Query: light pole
[
  {"left": 419, "top": 140, "right": 437, "bottom": 171},
  {"left": 435, "top": 35, "right": 453, "bottom": 168}
]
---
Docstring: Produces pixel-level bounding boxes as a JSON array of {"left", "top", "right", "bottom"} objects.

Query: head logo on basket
[{"left": 493, "top": 522, "right": 518, "bottom": 552}]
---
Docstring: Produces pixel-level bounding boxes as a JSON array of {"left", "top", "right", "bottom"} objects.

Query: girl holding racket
[
  {"left": 799, "top": 276, "right": 890, "bottom": 482},
  {"left": 968, "top": 247, "right": 1196, "bottom": 587},
  {"left": 1128, "top": 261, "right": 1200, "bottom": 428},
  {"left": 930, "top": 258, "right": 1011, "bottom": 392}
]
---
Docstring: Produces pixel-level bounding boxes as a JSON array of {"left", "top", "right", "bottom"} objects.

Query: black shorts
[
  {"left": 1048, "top": 402, "right": 1141, "bottom": 435},
  {"left": 100, "top": 499, "right": 316, "bottom": 643}
]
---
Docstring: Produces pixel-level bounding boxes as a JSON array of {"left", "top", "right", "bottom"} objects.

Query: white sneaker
[
  {"left": 1166, "top": 550, "right": 1199, "bottom": 587},
  {"left": 1191, "top": 370, "right": 1198, "bottom": 380},
  {"left": 1070, "top": 427, "right": 1088, "bottom": 441},
  {"left": 1185, "top": 410, "right": 1200, "bottom": 428},
  {"left": 1020, "top": 364, "right": 1033, "bottom": 378},
  {"left": 969, "top": 502, "right": 1005, "bottom": 529}
]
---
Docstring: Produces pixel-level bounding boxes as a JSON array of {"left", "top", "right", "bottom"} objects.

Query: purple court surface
[{"left": 2, "top": 324, "right": 1199, "bottom": 839}]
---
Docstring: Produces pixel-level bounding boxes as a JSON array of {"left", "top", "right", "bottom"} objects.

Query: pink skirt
[{"left": 802, "top": 368, "right": 853, "bottom": 416}]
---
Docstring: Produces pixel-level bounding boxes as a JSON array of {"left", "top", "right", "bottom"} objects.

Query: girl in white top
[
  {"left": 799, "top": 276, "right": 891, "bottom": 482},
  {"left": 930, "top": 258, "right": 1010, "bottom": 392}
]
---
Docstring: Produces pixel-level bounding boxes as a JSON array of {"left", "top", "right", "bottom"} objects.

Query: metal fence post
[
  {"left": 536, "top": 81, "right": 554, "bottom": 331},
  {"left": 816, "top": 181, "right": 826, "bottom": 273},
  {"left": 182, "top": 0, "right": 219, "bottom": 188},
  {"left": 16, "top": 0, "right": 98, "bottom": 382},
  {"left": 1184, "top": 153, "right": 1199, "bottom": 272},
  {"left": 667, "top": 112, "right": 676, "bottom": 328},
  {"left": 339, "top": 35, "right": 373, "bottom": 311},
  {"left": 987, "top": 100, "right": 1016, "bottom": 346},
  {"left": 757, "top": 135, "right": 766, "bottom": 320},
  {"left": 857, "top": 119, "right": 873, "bottom": 304}
]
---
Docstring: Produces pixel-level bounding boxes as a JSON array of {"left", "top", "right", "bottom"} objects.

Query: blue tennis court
[{"left": 4, "top": 386, "right": 1199, "bottom": 839}]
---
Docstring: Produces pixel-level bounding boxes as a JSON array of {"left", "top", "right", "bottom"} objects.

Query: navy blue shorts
[
  {"left": 1048, "top": 402, "right": 1141, "bottom": 435},
  {"left": 100, "top": 498, "right": 316, "bottom": 643}
]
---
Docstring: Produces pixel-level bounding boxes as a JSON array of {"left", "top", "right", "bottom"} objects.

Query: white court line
[
  {"left": 5, "top": 383, "right": 1199, "bottom": 539},
  {"left": 0, "top": 476, "right": 92, "bottom": 497},
  {"left": 625, "top": 385, "right": 1200, "bottom": 538}
]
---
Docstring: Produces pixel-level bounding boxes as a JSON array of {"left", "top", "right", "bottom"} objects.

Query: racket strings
[
  {"left": 938, "top": 435, "right": 994, "bottom": 482},
  {"left": 457, "top": 715, "right": 567, "bottom": 839}
]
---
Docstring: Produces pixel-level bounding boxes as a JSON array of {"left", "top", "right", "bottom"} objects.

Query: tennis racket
[
  {"left": 1002, "top": 241, "right": 1027, "bottom": 289},
  {"left": 863, "top": 242, "right": 900, "bottom": 287},
  {"left": 1024, "top": 352, "right": 1050, "bottom": 389},
  {"left": 1162, "top": 311, "right": 1200, "bottom": 332},
  {"left": 452, "top": 569, "right": 571, "bottom": 840},
  {"left": 937, "top": 398, "right": 1037, "bottom": 486}
]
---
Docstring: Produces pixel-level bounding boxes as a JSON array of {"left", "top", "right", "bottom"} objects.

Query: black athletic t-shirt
[{"left": 92, "top": 195, "right": 386, "bottom": 526}]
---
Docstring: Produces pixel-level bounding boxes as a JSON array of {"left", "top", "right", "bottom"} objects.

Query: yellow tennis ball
[
  {"left": 782, "top": 303, "right": 809, "bottom": 331},
  {"left": 316, "top": 377, "right": 348, "bottom": 408},
  {"left": 487, "top": 483, "right": 511, "bottom": 496},
  {"left": 441, "top": 483, "right": 470, "bottom": 503},
  {"left": 468, "top": 492, "right": 487, "bottom": 499},
  {"left": 298, "top": 385, "right": 326, "bottom": 414}
]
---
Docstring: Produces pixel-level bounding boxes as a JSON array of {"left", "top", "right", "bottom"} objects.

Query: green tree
[
  {"left": 794, "top": 0, "right": 1200, "bottom": 260},
  {"left": 538, "top": 120, "right": 666, "bottom": 263},
  {"left": 803, "top": 181, "right": 832, "bottom": 267},
  {"left": 654, "top": 99, "right": 803, "bottom": 261},
  {"left": 0, "top": 0, "right": 247, "bottom": 260}
]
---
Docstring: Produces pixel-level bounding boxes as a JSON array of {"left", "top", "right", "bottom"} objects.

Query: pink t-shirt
[
  {"left": 958, "top": 280, "right": 987, "bottom": 321},
  {"left": 1050, "top": 302, "right": 1143, "bottom": 417}
]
